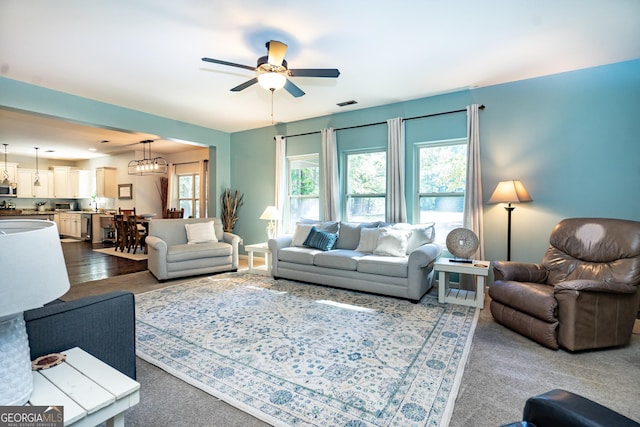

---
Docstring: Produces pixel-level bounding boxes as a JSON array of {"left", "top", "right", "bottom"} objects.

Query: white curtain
[
  {"left": 386, "top": 117, "right": 407, "bottom": 223},
  {"left": 463, "top": 104, "right": 484, "bottom": 260},
  {"left": 167, "top": 164, "right": 176, "bottom": 210},
  {"left": 274, "top": 135, "right": 287, "bottom": 236},
  {"left": 321, "top": 128, "right": 340, "bottom": 221}
]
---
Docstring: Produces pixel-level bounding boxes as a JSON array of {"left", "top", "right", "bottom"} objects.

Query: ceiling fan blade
[
  {"left": 267, "top": 40, "right": 287, "bottom": 66},
  {"left": 231, "top": 77, "right": 258, "bottom": 92},
  {"left": 289, "top": 68, "right": 340, "bottom": 78},
  {"left": 284, "top": 79, "right": 305, "bottom": 98},
  {"left": 202, "top": 57, "right": 256, "bottom": 72}
]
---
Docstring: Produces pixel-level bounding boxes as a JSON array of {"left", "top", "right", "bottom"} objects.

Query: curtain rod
[{"left": 280, "top": 105, "right": 485, "bottom": 139}]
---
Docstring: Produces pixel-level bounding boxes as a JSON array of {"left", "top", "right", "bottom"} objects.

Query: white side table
[
  {"left": 245, "top": 242, "right": 271, "bottom": 276},
  {"left": 29, "top": 347, "right": 140, "bottom": 427},
  {"left": 435, "top": 258, "right": 490, "bottom": 309}
]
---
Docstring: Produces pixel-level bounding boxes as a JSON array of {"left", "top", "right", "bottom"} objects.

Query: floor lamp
[{"left": 488, "top": 180, "right": 533, "bottom": 261}]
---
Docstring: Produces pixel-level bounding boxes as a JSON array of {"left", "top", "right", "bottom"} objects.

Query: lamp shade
[
  {"left": 258, "top": 72, "right": 286, "bottom": 91},
  {"left": 488, "top": 180, "right": 533, "bottom": 204},
  {"left": 259, "top": 206, "right": 281, "bottom": 221},
  {"left": 0, "top": 220, "right": 70, "bottom": 317},
  {"left": 0, "top": 220, "right": 70, "bottom": 406}
]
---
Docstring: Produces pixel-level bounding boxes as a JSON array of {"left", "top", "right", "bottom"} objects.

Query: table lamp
[
  {"left": 259, "top": 206, "right": 280, "bottom": 240},
  {"left": 488, "top": 180, "right": 533, "bottom": 261},
  {"left": 0, "top": 220, "right": 70, "bottom": 405}
]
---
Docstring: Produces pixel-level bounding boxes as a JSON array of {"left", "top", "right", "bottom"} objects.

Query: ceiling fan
[{"left": 201, "top": 40, "right": 340, "bottom": 98}]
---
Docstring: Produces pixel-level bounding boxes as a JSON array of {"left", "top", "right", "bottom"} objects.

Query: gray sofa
[
  {"left": 146, "top": 217, "right": 241, "bottom": 281},
  {"left": 269, "top": 221, "right": 441, "bottom": 301}
]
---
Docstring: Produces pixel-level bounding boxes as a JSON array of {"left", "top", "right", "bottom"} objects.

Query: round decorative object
[
  {"left": 446, "top": 228, "right": 479, "bottom": 259},
  {"left": 32, "top": 353, "right": 66, "bottom": 371}
]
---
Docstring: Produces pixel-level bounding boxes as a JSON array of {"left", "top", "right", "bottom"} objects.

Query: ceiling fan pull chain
[{"left": 271, "top": 88, "right": 275, "bottom": 124}]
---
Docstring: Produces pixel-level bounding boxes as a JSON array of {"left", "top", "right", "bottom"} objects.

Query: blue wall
[{"left": 231, "top": 59, "right": 640, "bottom": 263}]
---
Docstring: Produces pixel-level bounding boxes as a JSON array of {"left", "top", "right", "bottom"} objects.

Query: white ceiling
[{"left": 1, "top": 0, "right": 639, "bottom": 160}]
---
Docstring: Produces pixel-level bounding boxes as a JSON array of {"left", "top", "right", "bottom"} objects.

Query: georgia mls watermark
[{"left": 0, "top": 406, "right": 63, "bottom": 427}]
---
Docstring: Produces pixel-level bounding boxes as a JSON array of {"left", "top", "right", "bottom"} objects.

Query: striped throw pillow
[{"left": 303, "top": 226, "right": 338, "bottom": 251}]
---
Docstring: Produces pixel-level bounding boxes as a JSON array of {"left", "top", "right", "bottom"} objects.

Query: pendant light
[
  {"left": 33, "top": 147, "right": 41, "bottom": 187},
  {"left": 127, "top": 140, "right": 168, "bottom": 175},
  {"left": 2, "top": 144, "right": 9, "bottom": 185}
]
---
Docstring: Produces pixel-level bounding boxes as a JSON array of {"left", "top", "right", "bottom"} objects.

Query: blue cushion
[{"left": 303, "top": 226, "right": 338, "bottom": 251}]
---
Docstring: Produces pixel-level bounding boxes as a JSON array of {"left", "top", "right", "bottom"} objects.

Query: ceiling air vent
[{"left": 337, "top": 100, "right": 357, "bottom": 107}]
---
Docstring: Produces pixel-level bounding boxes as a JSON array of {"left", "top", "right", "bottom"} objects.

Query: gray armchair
[{"left": 489, "top": 218, "right": 640, "bottom": 351}]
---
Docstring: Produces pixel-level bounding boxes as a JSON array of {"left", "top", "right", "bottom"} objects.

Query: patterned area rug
[
  {"left": 93, "top": 247, "right": 147, "bottom": 261},
  {"left": 135, "top": 273, "right": 479, "bottom": 427}
]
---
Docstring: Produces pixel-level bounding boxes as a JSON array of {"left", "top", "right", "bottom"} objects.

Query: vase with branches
[
  {"left": 221, "top": 189, "right": 244, "bottom": 232},
  {"left": 157, "top": 177, "right": 168, "bottom": 217}
]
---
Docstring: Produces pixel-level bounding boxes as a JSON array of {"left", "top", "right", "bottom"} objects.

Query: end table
[{"left": 435, "top": 258, "right": 490, "bottom": 309}]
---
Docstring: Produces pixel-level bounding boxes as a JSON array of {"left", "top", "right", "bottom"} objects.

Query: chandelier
[{"left": 127, "top": 140, "right": 168, "bottom": 175}]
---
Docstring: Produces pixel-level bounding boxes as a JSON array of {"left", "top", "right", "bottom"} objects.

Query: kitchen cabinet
[
  {"left": 17, "top": 169, "right": 53, "bottom": 198},
  {"left": 1, "top": 162, "right": 18, "bottom": 183},
  {"left": 96, "top": 167, "right": 117, "bottom": 198},
  {"left": 70, "top": 169, "right": 92, "bottom": 198},
  {"left": 53, "top": 167, "right": 91, "bottom": 198},
  {"left": 59, "top": 212, "right": 81, "bottom": 238}
]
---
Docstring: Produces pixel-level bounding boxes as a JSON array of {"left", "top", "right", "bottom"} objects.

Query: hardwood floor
[{"left": 62, "top": 240, "right": 147, "bottom": 285}]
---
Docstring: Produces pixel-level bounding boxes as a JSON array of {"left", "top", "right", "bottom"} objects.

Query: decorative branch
[
  {"left": 220, "top": 188, "right": 244, "bottom": 232},
  {"left": 157, "top": 176, "right": 169, "bottom": 217}
]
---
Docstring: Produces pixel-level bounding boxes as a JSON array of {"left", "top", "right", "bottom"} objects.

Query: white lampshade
[
  {"left": 0, "top": 220, "right": 70, "bottom": 405},
  {"left": 488, "top": 180, "right": 533, "bottom": 204},
  {"left": 260, "top": 206, "right": 281, "bottom": 221},
  {"left": 258, "top": 72, "right": 287, "bottom": 91}
]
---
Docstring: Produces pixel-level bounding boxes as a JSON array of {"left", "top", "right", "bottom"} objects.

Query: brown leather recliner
[{"left": 489, "top": 218, "right": 640, "bottom": 351}]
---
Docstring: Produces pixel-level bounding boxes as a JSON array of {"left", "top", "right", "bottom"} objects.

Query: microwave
[{"left": 0, "top": 184, "right": 17, "bottom": 197}]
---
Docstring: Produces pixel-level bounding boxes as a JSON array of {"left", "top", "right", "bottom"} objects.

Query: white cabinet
[
  {"left": 53, "top": 166, "right": 70, "bottom": 198},
  {"left": 96, "top": 167, "right": 117, "bottom": 198},
  {"left": 70, "top": 169, "right": 91, "bottom": 198},
  {"left": 17, "top": 169, "right": 53, "bottom": 198},
  {"left": 59, "top": 212, "right": 81, "bottom": 238},
  {"left": 53, "top": 167, "right": 91, "bottom": 198},
  {"left": 1, "top": 162, "right": 18, "bottom": 184}
]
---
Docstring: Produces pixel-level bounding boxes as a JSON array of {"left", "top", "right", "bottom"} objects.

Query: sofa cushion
[
  {"left": 166, "top": 242, "right": 231, "bottom": 262},
  {"left": 355, "top": 227, "right": 387, "bottom": 253},
  {"left": 374, "top": 228, "right": 412, "bottom": 257},
  {"left": 278, "top": 246, "right": 321, "bottom": 265},
  {"left": 185, "top": 221, "right": 218, "bottom": 244},
  {"left": 313, "top": 250, "right": 361, "bottom": 271},
  {"left": 303, "top": 226, "right": 338, "bottom": 251},
  {"left": 335, "top": 221, "right": 378, "bottom": 250},
  {"left": 357, "top": 255, "right": 409, "bottom": 278},
  {"left": 394, "top": 223, "right": 436, "bottom": 253}
]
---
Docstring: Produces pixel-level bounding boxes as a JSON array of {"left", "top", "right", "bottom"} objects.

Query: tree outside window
[
  {"left": 345, "top": 151, "right": 386, "bottom": 222},
  {"left": 417, "top": 139, "right": 467, "bottom": 245}
]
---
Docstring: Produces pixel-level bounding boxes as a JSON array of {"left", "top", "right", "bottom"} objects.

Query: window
[
  {"left": 416, "top": 139, "right": 467, "bottom": 245},
  {"left": 286, "top": 155, "right": 319, "bottom": 232},
  {"left": 344, "top": 151, "right": 386, "bottom": 222},
  {"left": 177, "top": 173, "right": 200, "bottom": 218}
]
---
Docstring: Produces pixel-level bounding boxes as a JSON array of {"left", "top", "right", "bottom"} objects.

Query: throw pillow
[
  {"left": 291, "top": 223, "right": 315, "bottom": 247},
  {"left": 373, "top": 228, "right": 412, "bottom": 257},
  {"left": 355, "top": 227, "right": 385, "bottom": 253},
  {"left": 303, "top": 226, "right": 338, "bottom": 251},
  {"left": 185, "top": 221, "right": 218, "bottom": 244},
  {"left": 394, "top": 222, "right": 436, "bottom": 253}
]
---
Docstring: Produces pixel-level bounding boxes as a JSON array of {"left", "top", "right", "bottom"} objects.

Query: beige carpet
[
  {"left": 93, "top": 246, "right": 147, "bottom": 261},
  {"left": 63, "top": 271, "right": 640, "bottom": 425}
]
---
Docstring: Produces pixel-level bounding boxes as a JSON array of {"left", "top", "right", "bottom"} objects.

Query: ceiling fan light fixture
[{"left": 258, "top": 72, "right": 286, "bottom": 91}]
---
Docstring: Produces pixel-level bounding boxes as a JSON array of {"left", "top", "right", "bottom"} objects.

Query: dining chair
[
  {"left": 119, "top": 207, "right": 136, "bottom": 218},
  {"left": 126, "top": 215, "right": 147, "bottom": 254},
  {"left": 165, "top": 208, "right": 184, "bottom": 219},
  {"left": 113, "top": 214, "right": 128, "bottom": 252}
]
